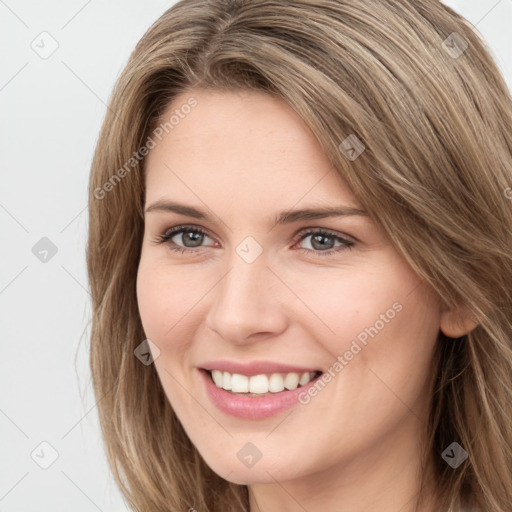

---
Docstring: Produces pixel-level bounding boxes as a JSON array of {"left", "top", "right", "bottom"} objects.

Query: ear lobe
[{"left": 440, "top": 304, "right": 479, "bottom": 338}]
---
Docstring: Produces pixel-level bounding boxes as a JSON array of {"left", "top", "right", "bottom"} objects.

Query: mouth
[
  {"left": 198, "top": 366, "right": 325, "bottom": 420},
  {"left": 201, "top": 368, "right": 323, "bottom": 397}
]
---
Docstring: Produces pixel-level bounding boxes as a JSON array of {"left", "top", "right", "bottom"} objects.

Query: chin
[{"left": 200, "top": 448, "right": 302, "bottom": 485}]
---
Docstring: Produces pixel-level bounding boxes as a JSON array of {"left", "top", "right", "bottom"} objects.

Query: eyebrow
[{"left": 145, "top": 200, "right": 368, "bottom": 226}]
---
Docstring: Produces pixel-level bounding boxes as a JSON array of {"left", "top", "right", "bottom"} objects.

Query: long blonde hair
[{"left": 87, "top": 1, "right": 512, "bottom": 510}]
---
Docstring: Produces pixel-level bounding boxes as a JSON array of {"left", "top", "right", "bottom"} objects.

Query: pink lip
[
  {"left": 198, "top": 368, "right": 323, "bottom": 420},
  {"left": 199, "top": 360, "right": 321, "bottom": 377}
]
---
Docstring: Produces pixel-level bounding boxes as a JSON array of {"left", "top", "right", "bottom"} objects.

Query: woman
[{"left": 87, "top": 0, "right": 512, "bottom": 510}]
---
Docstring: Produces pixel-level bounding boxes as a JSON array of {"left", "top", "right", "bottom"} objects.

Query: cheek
[
  {"left": 136, "top": 259, "right": 192, "bottom": 346},
  {"left": 301, "top": 262, "right": 440, "bottom": 396},
  {"left": 325, "top": 280, "right": 441, "bottom": 426},
  {"left": 282, "top": 263, "right": 408, "bottom": 353},
  {"left": 136, "top": 256, "right": 219, "bottom": 363},
  {"left": 136, "top": 262, "right": 167, "bottom": 340}
]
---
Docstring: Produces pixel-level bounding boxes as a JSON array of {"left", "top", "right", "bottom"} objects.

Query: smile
[
  {"left": 208, "top": 369, "right": 322, "bottom": 395},
  {"left": 198, "top": 365, "right": 324, "bottom": 420}
]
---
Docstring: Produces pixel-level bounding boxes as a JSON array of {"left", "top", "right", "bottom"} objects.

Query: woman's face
[{"left": 137, "top": 87, "right": 445, "bottom": 488}]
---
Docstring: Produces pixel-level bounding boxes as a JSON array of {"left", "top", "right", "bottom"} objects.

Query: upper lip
[{"left": 199, "top": 360, "right": 322, "bottom": 377}]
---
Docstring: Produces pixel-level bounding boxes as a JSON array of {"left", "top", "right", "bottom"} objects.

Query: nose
[{"left": 204, "top": 251, "right": 288, "bottom": 345}]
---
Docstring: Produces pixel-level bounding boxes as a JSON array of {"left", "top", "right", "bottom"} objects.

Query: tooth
[
  {"left": 212, "top": 370, "right": 223, "bottom": 387},
  {"left": 284, "top": 372, "right": 300, "bottom": 390},
  {"left": 299, "top": 372, "right": 311, "bottom": 386},
  {"left": 231, "top": 373, "right": 249, "bottom": 393},
  {"left": 269, "top": 373, "right": 285, "bottom": 392},
  {"left": 222, "top": 371, "right": 232, "bottom": 391},
  {"left": 249, "top": 374, "right": 269, "bottom": 394},
  {"left": 211, "top": 370, "right": 318, "bottom": 393}
]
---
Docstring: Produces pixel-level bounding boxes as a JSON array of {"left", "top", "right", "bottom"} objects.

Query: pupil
[
  {"left": 311, "top": 234, "right": 334, "bottom": 250},
  {"left": 183, "top": 231, "right": 203, "bottom": 247}
]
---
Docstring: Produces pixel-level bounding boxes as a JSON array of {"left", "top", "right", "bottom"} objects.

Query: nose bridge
[{"left": 205, "top": 245, "right": 286, "bottom": 343}]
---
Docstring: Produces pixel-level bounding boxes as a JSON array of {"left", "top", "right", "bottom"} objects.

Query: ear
[{"left": 440, "top": 303, "right": 479, "bottom": 338}]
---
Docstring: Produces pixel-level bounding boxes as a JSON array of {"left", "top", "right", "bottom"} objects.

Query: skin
[{"left": 136, "top": 87, "right": 477, "bottom": 512}]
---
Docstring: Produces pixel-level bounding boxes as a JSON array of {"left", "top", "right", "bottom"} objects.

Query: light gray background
[{"left": 1, "top": 1, "right": 511, "bottom": 510}]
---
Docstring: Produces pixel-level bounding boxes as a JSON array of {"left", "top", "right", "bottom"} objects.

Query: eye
[
  {"left": 153, "top": 225, "right": 216, "bottom": 254},
  {"left": 153, "top": 225, "right": 355, "bottom": 256},
  {"left": 293, "top": 228, "right": 354, "bottom": 256}
]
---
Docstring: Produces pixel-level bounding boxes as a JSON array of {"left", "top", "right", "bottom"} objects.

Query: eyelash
[{"left": 153, "top": 224, "right": 355, "bottom": 257}]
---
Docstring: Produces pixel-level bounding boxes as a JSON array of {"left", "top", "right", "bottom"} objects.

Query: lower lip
[{"left": 199, "top": 369, "right": 321, "bottom": 420}]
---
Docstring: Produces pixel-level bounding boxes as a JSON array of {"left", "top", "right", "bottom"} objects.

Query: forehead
[{"left": 144, "top": 88, "right": 360, "bottom": 213}]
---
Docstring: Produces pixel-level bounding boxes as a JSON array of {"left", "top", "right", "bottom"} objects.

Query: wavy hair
[{"left": 87, "top": 0, "right": 512, "bottom": 510}]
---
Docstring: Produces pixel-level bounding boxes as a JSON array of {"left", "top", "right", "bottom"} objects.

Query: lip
[
  {"left": 199, "top": 360, "right": 321, "bottom": 377},
  {"left": 198, "top": 368, "right": 323, "bottom": 420}
]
